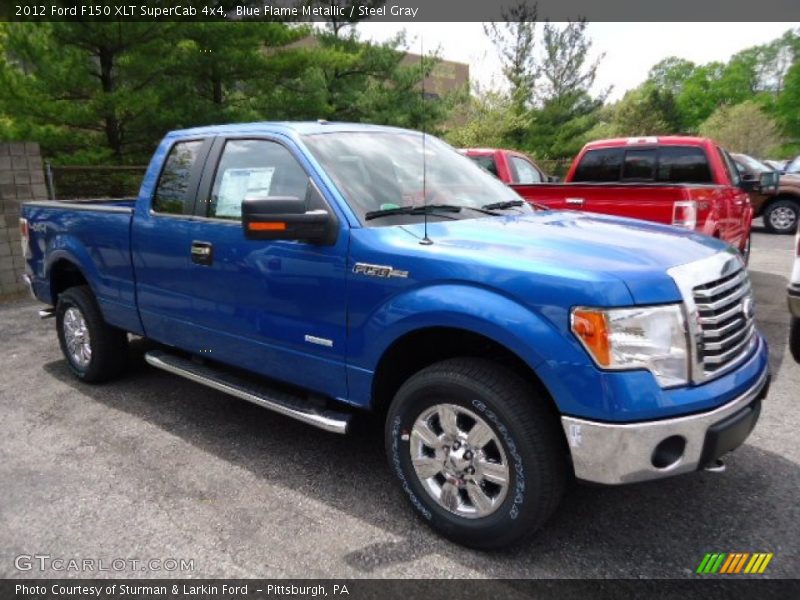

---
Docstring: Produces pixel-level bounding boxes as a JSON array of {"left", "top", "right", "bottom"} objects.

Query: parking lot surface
[{"left": 1, "top": 229, "right": 798, "bottom": 579}]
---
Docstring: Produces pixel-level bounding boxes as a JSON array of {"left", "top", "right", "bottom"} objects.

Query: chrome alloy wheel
[
  {"left": 410, "top": 403, "right": 509, "bottom": 519},
  {"left": 770, "top": 206, "right": 797, "bottom": 231},
  {"left": 63, "top": 306, "right": 92, "bottom": 368}
]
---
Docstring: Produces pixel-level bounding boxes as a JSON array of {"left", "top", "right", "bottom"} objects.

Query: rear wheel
[
  {"left": 56, "top": 285, "right": 128, "bottom": 383},
  {"left": 763, "top": 199, "right": 799, "bottom": 234},
  {"left": 385, "top": 357, "right": 566, "bottom": 549}
]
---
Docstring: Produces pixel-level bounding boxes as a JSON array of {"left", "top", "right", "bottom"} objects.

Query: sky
[{"left": 358, "top": 22, "right": 799, "bottom": 101}]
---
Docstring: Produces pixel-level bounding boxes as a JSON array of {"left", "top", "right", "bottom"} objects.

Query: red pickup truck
[{"left": 464, "top": 137, "right": 766, "bottom": 261}]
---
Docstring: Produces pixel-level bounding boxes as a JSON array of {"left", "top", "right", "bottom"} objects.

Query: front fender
[{"left": 346, "top": 283, "right": 592, "bottom": 411}]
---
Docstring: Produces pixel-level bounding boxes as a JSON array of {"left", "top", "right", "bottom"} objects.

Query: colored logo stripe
[{"left": 697, "top": 552, "right": 773, "bottom": 574}]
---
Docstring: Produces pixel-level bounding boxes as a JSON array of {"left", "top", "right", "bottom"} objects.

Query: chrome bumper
[
  {"left": 789, "top": 285, "right": 800, "bottom": 318},
  {"left": 561, "top": 367, "right": 769, "bottom": 485}
]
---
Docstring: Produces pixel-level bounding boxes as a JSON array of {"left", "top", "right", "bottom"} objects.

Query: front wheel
[
  {"left": 763, "top": 199, "right": 799, "bottom": 234},
  {"left": 385, "top": 358, "right": 567, "bottom": 549},
  {"left": 56, "top": 285, "right": 128, "bottom": 383}
]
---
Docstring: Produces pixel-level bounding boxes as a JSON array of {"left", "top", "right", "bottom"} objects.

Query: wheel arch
[
  {"left": 47, "top": 257, "right": 90, "bottom": 305},
  {"left": 370, "top": 325, "right": 561, "bottom": 421}
]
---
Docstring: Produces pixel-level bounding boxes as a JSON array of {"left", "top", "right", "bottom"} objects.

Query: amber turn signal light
[{"left": 571, "top": 309, "right": 611, "bottom": 367}]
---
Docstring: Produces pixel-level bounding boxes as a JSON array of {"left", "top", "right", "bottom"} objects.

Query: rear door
[{"left": 132, "top": 136, "right": 213, "bottom": 342}]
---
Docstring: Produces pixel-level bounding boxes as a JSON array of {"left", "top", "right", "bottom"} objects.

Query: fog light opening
[{"left": 652, "top": 435, "right": 686, "bottom": 469}]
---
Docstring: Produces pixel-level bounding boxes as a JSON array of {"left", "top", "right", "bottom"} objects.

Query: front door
[{"left": 167, "top": 136, "right": 349, "bottom": 400}]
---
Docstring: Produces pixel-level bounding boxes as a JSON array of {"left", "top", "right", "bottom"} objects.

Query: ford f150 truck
[
  {"left": 20, "top": 122, "right": 770, "bottom": 549},
  {"left": 501, "top": 137, "right": 767, "bottom": 262},
  {"left": 460, "top": 148, "right": 555, "bottom": 184},
  {"left": 732, "top": 152, "right": 799, "bottom": 235}
]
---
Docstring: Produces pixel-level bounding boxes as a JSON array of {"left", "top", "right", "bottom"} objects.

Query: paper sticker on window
[{"left": 215, "top": 167, "right": 275, "bottom": 217}]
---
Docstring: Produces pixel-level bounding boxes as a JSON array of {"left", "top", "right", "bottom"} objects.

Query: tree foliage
[
  {"left": 0, "top": 19, "right": 459, "bottom": 163},
  {"left": 699, "top": 101, "right": 783, "bottom": 157}
]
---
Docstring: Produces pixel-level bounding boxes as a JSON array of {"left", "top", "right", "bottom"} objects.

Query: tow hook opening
[{"left": 651, "top": 435, "right": 686, "bottom": 469}]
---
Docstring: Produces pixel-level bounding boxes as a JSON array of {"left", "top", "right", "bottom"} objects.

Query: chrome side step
[{"left": 144, "top": 350, "right": 351, "bottom": 434}]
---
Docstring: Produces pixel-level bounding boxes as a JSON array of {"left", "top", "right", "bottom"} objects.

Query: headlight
[{"left": 570, "top": 304, "right": 689, "bottom": 388}]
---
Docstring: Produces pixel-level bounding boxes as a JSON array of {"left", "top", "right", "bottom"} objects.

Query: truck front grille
[{"left": 692, "top": 266, "right": 756, "bottom": 378}]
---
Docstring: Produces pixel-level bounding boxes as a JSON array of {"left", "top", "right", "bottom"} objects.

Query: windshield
[
  {"left": 787, "top": 157, "right": 800, "bottom": 174},
  {"left": 736, "top": 154, "right": 773, "bottom": 173},
  {"left": 302, "top": 131, "right": 530, "bottom": 225}
]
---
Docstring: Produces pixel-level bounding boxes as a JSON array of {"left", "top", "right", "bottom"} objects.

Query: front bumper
[
  {"left": 789, "top": 284, "right": 800, "bottom": 318},
  {"left": 561, "top": 366, "right": 769, "bottom": 485}
]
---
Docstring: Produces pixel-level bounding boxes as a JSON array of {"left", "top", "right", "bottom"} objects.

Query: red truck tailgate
[{"left": 512, "top": 183, "right": 713, "bottom": 228}]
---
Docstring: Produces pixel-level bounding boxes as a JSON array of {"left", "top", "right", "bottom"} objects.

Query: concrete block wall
[{"left": 0, "top": 142, "right": 48, "bottom": 298}]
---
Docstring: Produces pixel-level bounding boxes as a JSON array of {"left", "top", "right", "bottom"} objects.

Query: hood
[{"left": 396, "top": 211, "right": 727, "bottom": 305}]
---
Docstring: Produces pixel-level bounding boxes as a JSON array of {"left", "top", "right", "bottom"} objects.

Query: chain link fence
[
  {"left": 45, "top": 164, "right": 147, "bottom": 200},
  {"left": 44, "top": 159, "right": 574, "bottom": 201}
]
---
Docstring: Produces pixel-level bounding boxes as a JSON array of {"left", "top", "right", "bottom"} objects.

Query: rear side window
[
  {"left": 152, "top": 140, "right": 204, "bottom": 214},
  {"left": 208, "top": 140, "right": 309, "bottom": 220},
  {"left": 469, "top": 155, "right": 499, "bottom": 178},
  {"left": 656, "top": 147, "right": 712, "bottom": 184},
  {"left": 622, "top": 149, "right": 656, "bottom": 180},
  {"left": 572, "top": 148, "right": 623, "bottom": 182},
  {"left": 509, "top": 156, "right": 543, "bottom": 184}
]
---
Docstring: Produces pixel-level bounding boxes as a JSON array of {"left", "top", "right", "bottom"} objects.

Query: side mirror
[
  {"left": 758, "top": 170, "right": 779, "bottom": 195},
  {"left": 242, "top": 196, "right": 336, "bottom": 245},
  {"left": 741, "top": 171, "right": 756, "bottom": 181}
]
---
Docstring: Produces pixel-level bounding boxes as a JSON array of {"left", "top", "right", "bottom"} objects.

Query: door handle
[
  {"left": 565, "top": 198, "right": 585, "bottom": 206},
  {"left": 191, "top": 241, "right": 213, "bottom": 266}
]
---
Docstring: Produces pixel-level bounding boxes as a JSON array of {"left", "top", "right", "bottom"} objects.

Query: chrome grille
[{"left": 692, "top": 266, "right": 756, "bottom": 378}]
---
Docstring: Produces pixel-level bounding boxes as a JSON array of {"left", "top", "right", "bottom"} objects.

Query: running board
[{"left": 144, "top": 350, "right": 351, "bottom": 434}]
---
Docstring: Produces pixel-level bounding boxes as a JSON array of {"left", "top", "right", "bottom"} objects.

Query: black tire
[
  {"left": 763, "top": 198, "right": 799, "bottom": 234},
  {"left": 56, "top": 285, "right": 128, "bottom": 383},
  {"left": 790, "top": 317, "right": 800, "bottom": 364},
  {"left": 385, "top": 357, "right": 567, "bottom": 550}
]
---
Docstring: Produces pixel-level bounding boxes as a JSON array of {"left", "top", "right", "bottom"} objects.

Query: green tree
[
  {"left": 483, "top": 1, "right": 538, "bottom": 118},
  {"left": 699, "top": 101, "right": 783, "bottom": 156},
  {"left": 647, "top": 57, "right": 696, "bottom": 96},
  {"left": 609, "top": 83, "right": 683, "bottom": 136},
  {"left": 444, "top": 89, "right": 530, "bottom": 148}
]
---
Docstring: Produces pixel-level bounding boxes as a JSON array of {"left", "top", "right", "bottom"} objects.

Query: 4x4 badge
[{"left": 353, "top": 263, "right": 409, "bottom": 279}]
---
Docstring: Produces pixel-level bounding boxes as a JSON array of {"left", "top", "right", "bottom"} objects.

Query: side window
[
  {"left": 572, "top": 148, "right": 623, "bottom": 182},
  {"left": 656, "top": 147, "right": 712, "bottom": 183},
  {"left": 209, "top": 140, "right": 309, "bottom": 220},
  {"left": 469, "top": 155, "right": 499, "bottom": 178},
  {"left": 510, "top": 156, "right": 543, "bottom": 184},
  {"left": 152, "top": 140, "right": 204, "bottom": 214},
  {"left": 622, "top": 149, "right": 656, "bottom": 180}
]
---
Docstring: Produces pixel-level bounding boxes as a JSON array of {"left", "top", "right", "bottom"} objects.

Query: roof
[
  {"left": 167, "top": 121, "right": 415, "bottom": 139},
  {"left": 583, "top": 136, "right": 713, "bottom": 149}
]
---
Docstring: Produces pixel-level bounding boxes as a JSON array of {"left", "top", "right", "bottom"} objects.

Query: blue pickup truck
[{"left": 21, "top": 122, "right": 769, "bottom": 549}]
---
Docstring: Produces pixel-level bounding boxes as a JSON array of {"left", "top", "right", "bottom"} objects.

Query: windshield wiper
[
  {"left": 365, "top": 204, "right": 463, "bottom": 221},
  {"left": 481, "top": 199, "right": 526, "bottom": 210}
]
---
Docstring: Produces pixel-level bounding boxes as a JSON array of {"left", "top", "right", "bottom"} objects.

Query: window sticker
[{"left": 215, "top": 167, "right": 275, "bottom": 217}]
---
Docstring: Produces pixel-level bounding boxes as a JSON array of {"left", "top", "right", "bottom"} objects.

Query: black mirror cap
[{"left": 242, "top": 195, "right": 337, "bottom": 245}]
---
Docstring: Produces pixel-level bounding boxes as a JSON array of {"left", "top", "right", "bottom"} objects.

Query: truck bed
[{"left": 21, "top": 198, "right": 141, "bottom": 334}]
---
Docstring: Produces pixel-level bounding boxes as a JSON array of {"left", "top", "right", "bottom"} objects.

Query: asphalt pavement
[{"left": 1, "top": 227, "right": 798, "bottom": 579}]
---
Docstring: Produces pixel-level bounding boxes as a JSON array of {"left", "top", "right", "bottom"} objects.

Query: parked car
[
  {"left": 509, "top": 136, "right": 764, "bottom": 262},
  {"left": 20, "top": 122, "right": 769, "bottom": 549},
  {"left": 732, "top": 152, "right": 799, "bottom": 235},
  {"left": 789, "top": 230, "right": 800, "bottom": 363},
  {"left": 459, "top": 148, "right": 556, "bottom": 184},
  {"left": 763, "top": 159, "right": 788, "bottom": 174}
]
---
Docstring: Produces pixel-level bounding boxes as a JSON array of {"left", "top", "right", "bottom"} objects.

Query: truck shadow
[{"left": 41, "top": 330, "right": 800, "bottom": 577}]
